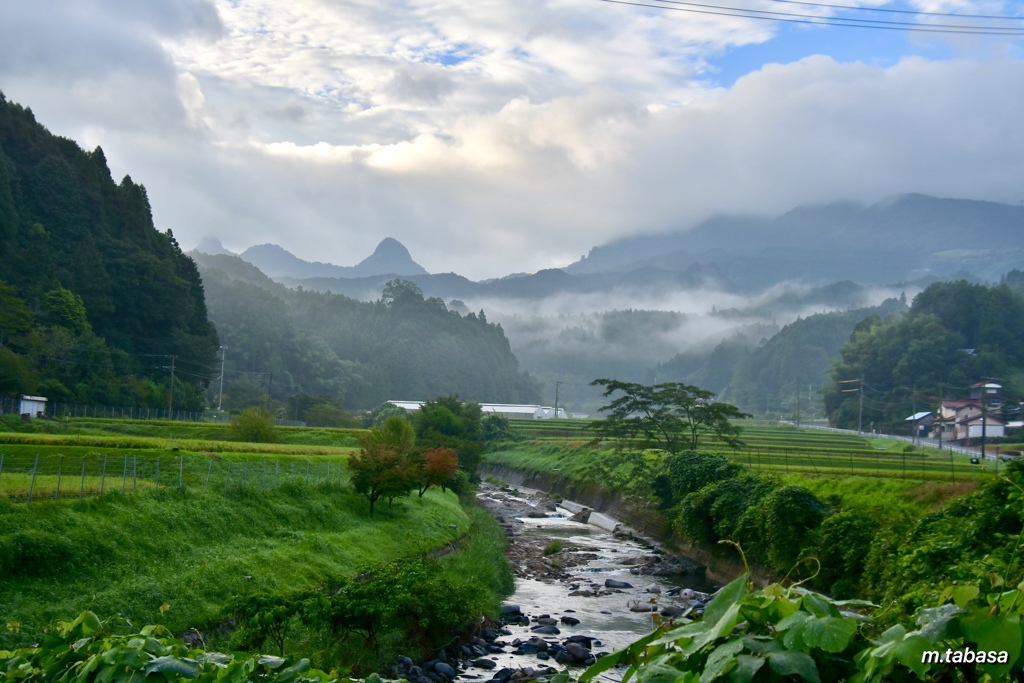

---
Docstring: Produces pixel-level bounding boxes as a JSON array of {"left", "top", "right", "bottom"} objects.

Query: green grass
[{"left": 0, "top": 482, "right": 469, "bottom": 650}]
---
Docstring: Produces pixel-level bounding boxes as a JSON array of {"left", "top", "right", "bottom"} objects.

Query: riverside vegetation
[
  {"left": 484, "top": 414, "right": 1024, "bottom": 680},
  {"left": 0, "top": 411, "right": 515, "bottom": 676}
]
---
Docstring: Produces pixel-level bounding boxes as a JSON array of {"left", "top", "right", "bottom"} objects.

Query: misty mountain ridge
[
  {"left": 231, "top": 237, "right": 428, "bottom": 280},
  {"left": 241, "top": 194, "right": 1021, "bottom": 306},
  {"left": 567, "top": 194, "right": 1024, "bottom": 290}
]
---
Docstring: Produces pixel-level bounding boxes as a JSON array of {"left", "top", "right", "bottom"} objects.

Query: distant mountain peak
[
  {"left": 195, "top": 236, "right": 235, "bottom": 256},
  {"left": 355, "top": 238, "right": 427, "bottom": 277},
  {"left": 238, "top": 238, "right": 427, "bottom": 280}
]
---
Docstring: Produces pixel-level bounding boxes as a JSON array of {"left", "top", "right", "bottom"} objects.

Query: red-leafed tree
[{"left": 418, "top": 447, "right": 460, "bottom": 497}]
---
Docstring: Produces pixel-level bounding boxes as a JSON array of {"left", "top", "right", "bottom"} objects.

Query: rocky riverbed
[{"left": 389, "top": 483, "right": 721, "bottom": 683}]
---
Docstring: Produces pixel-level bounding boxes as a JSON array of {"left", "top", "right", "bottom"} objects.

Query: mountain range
[{"left": 196, "top": 194, "right": 1024, "bottom": 302}]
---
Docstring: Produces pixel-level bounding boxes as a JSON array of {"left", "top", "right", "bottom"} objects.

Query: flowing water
[{"left": 472, "top": 485, "right": 722, "bottom": 680}]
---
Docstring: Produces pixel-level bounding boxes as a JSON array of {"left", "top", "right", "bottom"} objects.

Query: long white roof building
[{"left": 387, "top": 400, "right": 567, "bottom": 420}]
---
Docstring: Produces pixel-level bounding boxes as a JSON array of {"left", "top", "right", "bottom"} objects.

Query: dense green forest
[
  {"left": 824, "top": 279, "right": 1024, "bottom": 430},
  {"left": 655, "top": 299, "right": 906, "bottom": 418},
  {"left": 0, "top": 93, "right": 219, "bottom": 408},
  {"left": 192, "top": 252, "right": 541, "bottom": 411}
]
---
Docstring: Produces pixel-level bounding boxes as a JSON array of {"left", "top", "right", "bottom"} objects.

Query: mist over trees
[
  {"left": 0, "top": 93, "right": 218, "bottom": 407},
  {"left": 193, "top": 252, "right": 541, "bottom": 411}
]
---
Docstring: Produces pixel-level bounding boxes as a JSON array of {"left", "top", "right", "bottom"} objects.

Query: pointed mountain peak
[
  {"left": 195, "top": 236, "right": 235, "bottom": 256},
  {"left": 354, "top": 237, "right": 428, "bottom": 277}
]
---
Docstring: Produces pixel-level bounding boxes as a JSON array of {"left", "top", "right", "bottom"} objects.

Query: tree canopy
[
  {"left": 588, "top": 378, "right": 750, "bottom": 454},
  {"left": 824, "top": 280, "right": 1024, "bottom": 430},
  {"left": 0, "top": 92, "right": 218, "bottom": 407}
]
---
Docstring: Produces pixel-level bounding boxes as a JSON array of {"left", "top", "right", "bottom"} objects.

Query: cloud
[{"left": 1, "top": 1, "right": 1022, "bottom": 279}]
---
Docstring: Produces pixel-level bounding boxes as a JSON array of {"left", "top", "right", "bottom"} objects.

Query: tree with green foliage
[
  {"left": 229, "top": 407, "right": 279, "bottom": 443},
  {"left": 413, "top": 395, "right": 484, "bottom": 475},
  {"left": 350, "top": 416, "right": 418, "bottom": 515},
  {"left": 589, "top": 379, "right": 750, "bottom": 454},
  {"left": 824, "top": 279, "right": 1024, "bottom": 430}
]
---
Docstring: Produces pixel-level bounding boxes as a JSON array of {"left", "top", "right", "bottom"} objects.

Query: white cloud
[{"left": 1, "top": 1, "right": 1022, "bottom": 279}]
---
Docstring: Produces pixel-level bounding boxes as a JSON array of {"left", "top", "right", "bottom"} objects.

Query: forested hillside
[
  {"left": 193, "top": 252, "right": 541, "bottom": 410},
  {"left": 0, "top": 93, "right": 218, "bottom": 408},
  {"left": 825, "top": 279, "right": 1024, "bottom": 430},
  {"left": 653, "top": 299, "right": 907, "bottom": 417}
]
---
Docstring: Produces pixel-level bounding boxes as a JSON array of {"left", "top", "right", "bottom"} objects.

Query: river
[{"left": 468, "top": 483, "right": 722, "bottom": 681}]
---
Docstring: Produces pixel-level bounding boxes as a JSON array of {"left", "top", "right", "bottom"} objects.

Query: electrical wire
[
  {"left": 766, "top": 0, "right": 1023, "bottom": 21},
  {"left": 593, "top": 0, "right": 1024, "bottom": 35}
]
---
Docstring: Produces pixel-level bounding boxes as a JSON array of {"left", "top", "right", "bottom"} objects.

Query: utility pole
[
  {"left": 217, "top": 346, "right": 227, "bottom": 411},
  {"left": 795, "top": 383, "right": 800, "bottom": 429},
  {"left": 911, "top": 384, "right": 917, "bottom": 444},
  {"left": 554, "top": 381, "right": 562, "bottom": 419},
  {"left": 981, "top": 389, "right": 988, "bottom": 461},
  {"left": 937, "top": 384, "right": 943, "bottom": 449},
  {"left": 858, "top": 375, "right": 864, "bottom": 435},
  {"left": 167, "top": 355, "right": 175, "bottom": 418}
]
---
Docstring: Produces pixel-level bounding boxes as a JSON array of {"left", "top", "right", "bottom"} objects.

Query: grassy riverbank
[{"left": 0, "top": 480, "right": 469, "bottom": 650}]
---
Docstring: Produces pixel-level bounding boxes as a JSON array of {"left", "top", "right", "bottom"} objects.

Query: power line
[
  {"left": 593, "top": 0, "right": 1024, "bottom": 35},
  {"left": 766, "top": 0, "right": 1024, "bottom": 21}
]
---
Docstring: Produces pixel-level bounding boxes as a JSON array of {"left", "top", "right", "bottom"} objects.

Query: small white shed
[{"left": 19, "top": 395, "right": 48, "bottom": 417}]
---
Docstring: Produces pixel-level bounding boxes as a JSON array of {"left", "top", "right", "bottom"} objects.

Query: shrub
[{"left": 229, "top": 407, "right": 279, "bottom": 443}]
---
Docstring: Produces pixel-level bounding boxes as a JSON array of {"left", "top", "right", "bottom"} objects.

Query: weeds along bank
[
  {"left": 0, "top": 463, "right": 514, "bottom": 673},
  {"left": 482, "top": 442, "right": 1018, "bottom": 619}
]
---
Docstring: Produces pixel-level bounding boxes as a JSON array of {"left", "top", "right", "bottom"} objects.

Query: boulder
[
  {"left": 560, "top": 616, "right": 580, "bottom": 626},
  {"left": 473, "top": 659, "right": 498, "bottom": 670},
  {"left": 530, "top": 625, "right": 560, "bottom": 635},
  {"left": 604, "top": 579, "right": 634, "bottom": 589},
  {"left": 434, "top": 662, "right": 457, "bottom": 679}
]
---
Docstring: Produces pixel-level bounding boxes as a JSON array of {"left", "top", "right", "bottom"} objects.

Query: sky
[{"left": 1, "top": 0, "right": 1023, "bottom": 280}]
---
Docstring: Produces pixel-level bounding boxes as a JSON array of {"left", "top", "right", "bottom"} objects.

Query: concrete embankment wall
[{"left": 480, "top": 463, "right": 765, "bottom": 586}]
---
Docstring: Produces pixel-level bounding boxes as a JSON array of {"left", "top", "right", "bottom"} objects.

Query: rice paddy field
[{"left": 499, "top": 418, "right": 998, "bottom": 483}]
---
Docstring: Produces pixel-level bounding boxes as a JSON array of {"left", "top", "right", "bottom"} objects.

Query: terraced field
[{"left": 506, "top": 418, "right": 996, "bottom": 482}]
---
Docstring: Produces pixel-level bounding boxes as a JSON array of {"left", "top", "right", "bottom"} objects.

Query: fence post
[
  {"left": 122, "top": 454, "right": 128, "bottom": 493},
  {"left": 0, "top": 453, "right": 4, "bottom": 483},
  {"left": 133, "top": 455, "right": 137, "bottom": 492},
  {"left": 27, "top": 454, "right": 39, "bottom": 504},
  {"left": 100, "top": 455, "right": 107, "bottom": 496},
  {"left": 261, "top": 461, "right": 266, "bottom": 491},
  {"left": 275, "top": 461, "right": 279, "bottom": 488},
  {"left": 243, "top": 461, "right": 249, "bottom": 488},
  {"left": 155, "top": 456, "right": 161, "bottom": 490},
  {"left": 205, "top": 459, "right": 213, "bottom": 491},
  {"left": 79, "top": 457, "right": 86, "bottom": 499},
  {"left": 225, "top": 462, "right": 231, "bottom": 493},
  {"left": 179, "top": 455, "right": 184, "bottom": 488},
  {"left": 306, "top": 462, "right": 310, "bottom": 483},
  {"left": 55, "top": 457, "right": 63, "bottom": 501}
]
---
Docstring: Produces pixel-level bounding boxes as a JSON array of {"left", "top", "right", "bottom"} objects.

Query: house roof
[{"left": 905, "top": 411, "right": 933, "bottom": 421}]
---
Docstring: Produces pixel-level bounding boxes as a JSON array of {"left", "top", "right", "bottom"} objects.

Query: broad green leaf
[
  {"left": 196, "top": 652, "right": 233, "bottom": 667},
  {"left": 682, "top": 603, "right": 742, "bottom": 657},
  {"left": 703, "top": 575, "right": 749, "bottom": 627},
  {"left": 951, "top": 585, "right": 980, "bottom": 609},
  {"left": 801, "top": 616, "right": 857, "bottom": 653},
  {"left": 915, "top": 604, "right": 961, "bottom": 643},
  {"left": 800, "top": 593, "right": 835, "bottom": 619},
  {"left": 960, "top": 612, "right": 1022, "bottom": 678},
  {"left": 73, "top": 612, "right": 103, "bottom": 637},
  {"left": 257, "top": 655, "right": 286, "bottom": 669},
  {"left": 699, "top": 639, "right": 744, "bottom": 683},
  {"left": 727, "top": 655, "right": 764, "bottom": 683},
  {"left": 581, "top": 629, "right": 661, "bottom": 682},
  {"left": 830, "top": 598, "right": 878, "bottom": 609},
  {"left": 636, "top": 660, "right": 691, "bottom": 683},
  {"left": 767, "top": 651, "right": 820, "bottom": 683},
  {"left": 876, "top": 624, "right": 906, "bottom": 644},
  {"left": 890, "top": 634, "right": 931, "bottom": 678},
  {"left": 143, "top": 655, "right": 199, "bottom": 678}
]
